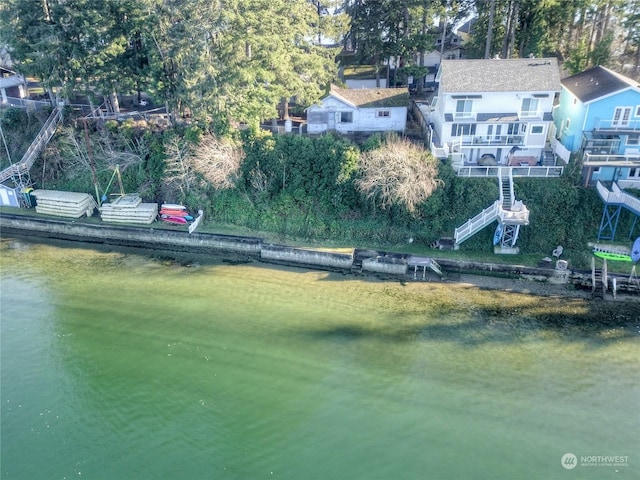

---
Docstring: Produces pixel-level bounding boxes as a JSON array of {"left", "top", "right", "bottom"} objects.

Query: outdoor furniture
[{"left": 508, "top": 156, "right": 538, "bottom": 166}]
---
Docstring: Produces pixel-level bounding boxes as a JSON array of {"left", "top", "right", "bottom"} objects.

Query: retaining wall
[
  {"left": 0, "top": 214, "right": 262, "bottom": 256},
  {"left": 261, "top": 244, "right": 354, "bottom": 270},
  {"left": 362, "top": 256, "right": 409, "bottom": 275}
]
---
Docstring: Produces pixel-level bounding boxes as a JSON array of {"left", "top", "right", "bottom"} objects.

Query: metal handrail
[{"left": 0, "top": 107, "right": 61, "bottom": 184}]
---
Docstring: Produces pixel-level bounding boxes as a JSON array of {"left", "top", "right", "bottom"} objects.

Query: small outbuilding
[{"left": 0, "top": 183, "right": 20, "bottom": 207}]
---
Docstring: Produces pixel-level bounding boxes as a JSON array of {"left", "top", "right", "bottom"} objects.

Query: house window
[
  {"left": 630, "top": 168, "right": 639, "bottom": 178},
  {"left": 455, "top": 99, "right": 473, "bottom": 118},
  {"left": 613, "top": 106, "right": 632, "bottom": 127},
  {"left": 628, "top": 135, "right": 639, "bottom": 146},
  {"left": 376, "top": 110, "right": 390, "bottom": 118},
  {"left": 564, "top": 118, "right": 571, "bottom": 130},
  {"left": 531, "top": 125, "right": 544, "bottom": 134},
  {"left": 635, "top": 105, "right": 640, "bottom": 116},
  {"left": 593, "top": 167, "right": 601, "bottom": 174},
  {"left": 340, "top": 111, "right": 353, "bottom": 123},
  {"left": 308, "top": 111, "right": 327, "bottom": 124},
  {"left": 451, "top": 123, "right": 476, "bottom": 136},
  {"left": 507, "top": 123, "right": 522, "bottom": 135},
  {"left": 521, "top": 98, "right": 538, "bottom": 117}
]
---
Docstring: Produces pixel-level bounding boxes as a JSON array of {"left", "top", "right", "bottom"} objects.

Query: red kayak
[
  {"left": 160, "top": 208, "right": 190, "bottom": 216},
  {"left": 160, "top": 214, "right": 188, "bottom": 225}
]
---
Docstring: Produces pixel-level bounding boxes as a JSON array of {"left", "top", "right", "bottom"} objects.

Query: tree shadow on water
[{"left": 306, "top": 299, "right": 640, "bottom": 348}]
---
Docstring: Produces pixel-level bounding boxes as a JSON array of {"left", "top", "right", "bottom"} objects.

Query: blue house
[{"left": 553, "top": 66, "right": 640, "bottom": 187}]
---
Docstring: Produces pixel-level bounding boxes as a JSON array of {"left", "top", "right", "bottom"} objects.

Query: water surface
[{"left": 1, "top": 237, "right": 638, "bottom": 479}]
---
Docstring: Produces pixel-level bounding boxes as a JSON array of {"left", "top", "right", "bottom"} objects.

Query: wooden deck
[{"left": 508, "top": 156, "right": 539, "bottom": 167}]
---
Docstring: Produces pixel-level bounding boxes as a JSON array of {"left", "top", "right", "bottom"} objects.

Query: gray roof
[
  {"left": 439, "top": 58, "right": 561, "bottom": 93},
  {"left": 561, "top": 66, "right": 640, "bottom": 103},
  {"left": 476, "top": 112, "right": 518, "bottom": 122},
  {"left": 329, "top": 85, "right": 409, "bottom": 108},
  {"left": 0, "top": 74, "right": 24, "bottom": 90}
]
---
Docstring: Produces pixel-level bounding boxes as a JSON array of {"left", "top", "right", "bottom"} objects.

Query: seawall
[
  {"left": 0, "top": 212, "right": 591, "bottom": 287},
  {"left": 0, "top": 213, "right": 262, "bottom": 256}
]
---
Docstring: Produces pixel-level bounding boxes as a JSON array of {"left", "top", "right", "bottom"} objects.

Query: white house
[
  {"left": 0, "top": 67, "right": 27, "bottom": 104},
  {"left": 429, "top": 58, "right": 561, "bottom": 168},
  {"left": 306, "top": 85, "right": 409, "bottom": 134}
]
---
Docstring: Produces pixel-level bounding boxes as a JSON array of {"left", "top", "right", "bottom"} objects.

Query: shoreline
[{"left": 1, "top": 210, "right": 638, "bottom": 303}]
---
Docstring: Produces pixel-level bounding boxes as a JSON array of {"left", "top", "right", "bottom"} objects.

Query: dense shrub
[{"left": 34, "top": 123, "right": 626, "bottom": 261}]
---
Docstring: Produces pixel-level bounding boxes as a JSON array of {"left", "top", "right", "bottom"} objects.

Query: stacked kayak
[{"left": 160, "top": 204, "right": 194, "bottom": 225}]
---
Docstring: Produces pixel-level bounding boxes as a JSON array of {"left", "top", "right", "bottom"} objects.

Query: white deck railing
[
  {"left": 611, "top": 182, "right": 640, "bottom": 215},
  {"left": 452, "top": 133, "right": 525, "bottom": 147},
  {"left": 595, "top": 119, "right": 640, "bottom": 131},
  {"left": 454, "top": 200, "right": 500, "bottom": 245},
  {"left": 597, "top": 181, "right": 640, "bottom": 216},
  {"left": 583, "top": 152, "right": 640, "bottom": 165},
  {"left": 455, "top": 165, "right": 563, "bottom": 178},
  {"left": 0, "top": 96, "right": 51, "bottom": 111},
  {"left": 498, "top": 204, "right": 530, "bottom": 224}
]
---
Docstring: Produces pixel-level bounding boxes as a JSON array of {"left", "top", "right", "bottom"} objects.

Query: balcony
[
  {"left": 583, "top": 152, "right": 640, "bottom": 166},
  {"left": 594, "top": 118, "right": 640, "bottom": 133},
  {"left": 581, "top": 131, "right": 622, "bottom": 155},
  {"left": 454, "top": 134, "right": 525, "bottom": 147}
]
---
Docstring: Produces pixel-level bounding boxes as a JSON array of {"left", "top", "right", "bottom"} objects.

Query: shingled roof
[
  {"left": 438, "top": 58, "right": 561, "bottom": 93},
  {"left": 561, "top": 66, "right": 640, "bottom": 103},
  {"left": 329, "top": 85, "right": 409, "bottom": 108}
]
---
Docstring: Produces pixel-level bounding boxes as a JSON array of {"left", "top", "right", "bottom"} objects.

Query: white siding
[{"left": 307, "top": 103, "right": 406, "bottom": 134}]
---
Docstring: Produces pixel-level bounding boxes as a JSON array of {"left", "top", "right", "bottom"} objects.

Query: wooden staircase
[
  {"left": 0, "top": 107, "right": 61, "bottom": 186},
  {"left": 454, "top": 168, "right": 529, "bottom": 248},
  {"left": 500, "top": 168, "right": 513, "bottom": 210},
  {"left": 542, "top": 151, "right": 555, "bottom": 166}
]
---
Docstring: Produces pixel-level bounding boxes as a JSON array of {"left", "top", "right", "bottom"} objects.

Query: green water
[{"left": 1, "top": 237, "right": 638, "bottom": 480}]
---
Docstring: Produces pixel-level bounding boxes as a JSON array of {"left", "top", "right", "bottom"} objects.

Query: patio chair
[{"left": 552, "top": 245, "right": 563, "bottom": 258}]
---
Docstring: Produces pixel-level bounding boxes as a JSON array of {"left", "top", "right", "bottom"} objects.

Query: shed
[{"left": 0, "top": 183, "right": 20, "bottom": 207}]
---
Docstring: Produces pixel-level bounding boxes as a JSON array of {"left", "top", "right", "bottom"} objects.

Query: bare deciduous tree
[
  {"left": 164, "top": 136, "right": 193, "bottom": 197},
  {"left": 356, "top": 134, "right": 442, "bottom": 214},
  {"left": 57, "top": 127, "right": 144, "bottom": 178},
  {"left": 190, "top": 135, "right": 244, "bottom": 190},
  {"left": 249, "top": 161, "right": 270, "bottom": 194}
]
